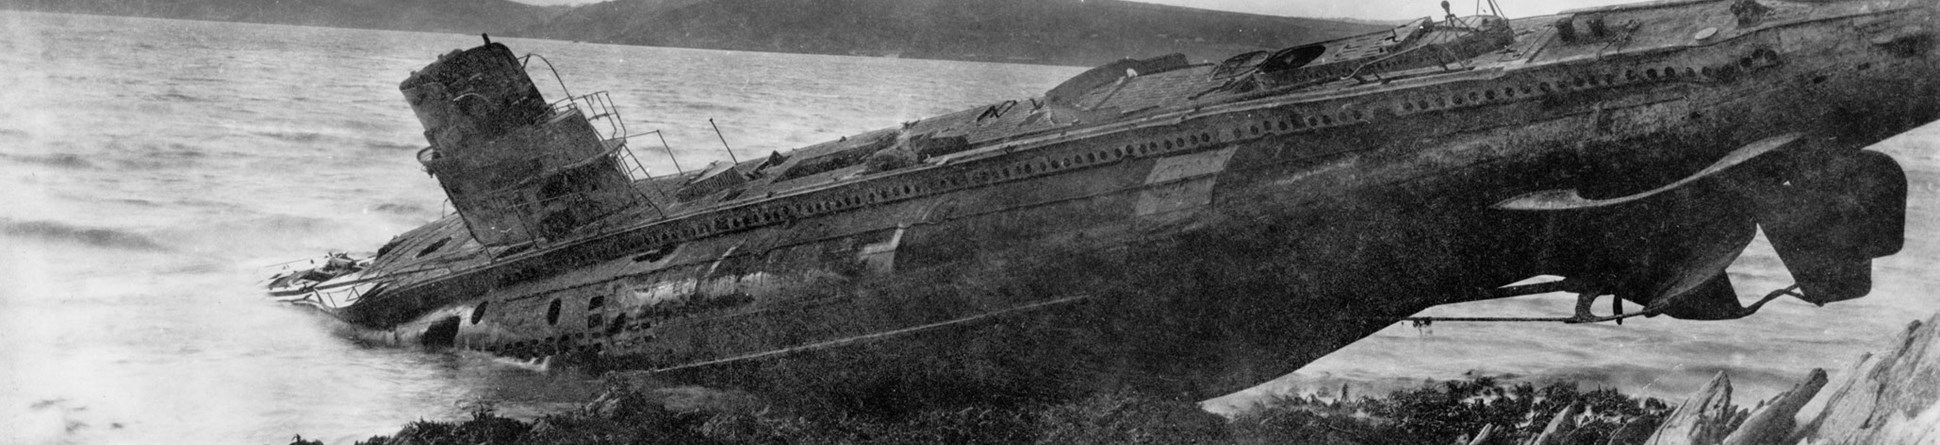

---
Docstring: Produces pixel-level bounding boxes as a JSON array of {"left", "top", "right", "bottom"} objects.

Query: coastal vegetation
[
  {"left": 314, "top": 314, "right": 1940, "bottom": 444},
  {"left": 301, "top": 376, "right": 1678, "bottom": 445}
]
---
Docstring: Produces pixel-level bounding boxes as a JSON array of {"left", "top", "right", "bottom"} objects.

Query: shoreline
[
  {"left": 301, "top": 312, "right": 1940, "bottom": 445},
  {"left": 300, "top": 376, "right": 1673, "bottom": 445}
]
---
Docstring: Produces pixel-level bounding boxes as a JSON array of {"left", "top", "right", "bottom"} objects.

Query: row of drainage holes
[
  {"left": 730, "top": 123, "right": 1278, "bottom": 232},
  {"left": 653, "top": 113, "right": 1352, "bottom": 241},
  {"left": 684, "top": 114, "right": 1319, "bottom": 239},
  {"left": 706, "top": 138, "right": 1167, "bottom": 233},
  {"left": 678, "top": 125, "right": 1254, "bottom": 236},
  {"left": 1234, "top": 113, "right": 1352, "bottom": 140},
  {"left": 632, "top": 59, "right": 1769, "bottom": 261},
  {"left": 1033, "top": 113, "right": 1328, "bottom": 170},
  {"left": 1396, "top": 64, "right": 1722, "bottom": 113},
  {"left": 636, "top": 60, "right": 1763, "bottom": 248}
]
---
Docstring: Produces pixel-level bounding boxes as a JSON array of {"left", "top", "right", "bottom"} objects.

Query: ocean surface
[{"left": 1, "top": 10, "right": 1936, "bottom": 444}]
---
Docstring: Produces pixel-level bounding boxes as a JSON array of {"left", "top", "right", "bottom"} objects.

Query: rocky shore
[
  {"left": 293, "top": 378, "right": 1670, "bottom": 445},
  {"left": 292, "top": 313, "right": 1940, "bottom": 445},
  {"left": 1640, "top": 313, "right": 1940, "bottom": 445}
]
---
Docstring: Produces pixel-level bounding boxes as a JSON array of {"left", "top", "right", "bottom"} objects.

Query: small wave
[
  {"left": 0, "top": 219, "right": 170, "bottom": 251},
  {"left": 95, "top": 140, "right": 211, "bottom": 170},
  {"left": 676, "top": 102, "right": 750, "bottom": 115},
  {"left": 258, "top": 131, "right": 329, "bottom": 143},
  {"left": 220, "top": 214, "right": 338, "bottom": 235},
  {"left": 365, "top": 141, "right": 422, "bottom": 151},
  {"left": 50, "top": 74, "right": 97, "bottom": 83},
  {"left": 164, "top": 197, "right": 247, "bottom": 212},
  {"left": 368, "top": 202, "right": 433, "bottom": 216},
  {"left": 167, "top": 76, "right": 228, "bottom": 84},
  {"left": 0, "top": 153, "right": 95, "bottom": 169},
  {"left": 157, "top": 212, "right": 396, "bottom": 256},
  {"left": 151, "top": 91, "right": 208, "bottom": 103},
  {"left": 333, "top": 117, "right": 394, "bottom": 132}
]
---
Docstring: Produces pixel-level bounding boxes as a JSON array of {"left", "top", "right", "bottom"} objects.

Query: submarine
[{"left": 272, "top": 0, "right": 1929, "bottom": 405}]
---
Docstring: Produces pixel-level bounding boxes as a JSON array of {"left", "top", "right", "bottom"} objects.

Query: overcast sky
[{"left": 506, "top": 0, "right": 1643, "bottom": 21}]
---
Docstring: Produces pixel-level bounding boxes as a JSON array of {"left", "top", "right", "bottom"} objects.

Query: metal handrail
[
  {"left": 520, "top": 54, "right": 574, "bottom": 103},
  {"left": 615, "top": 141, "right": 654, "bottom": 181},
  {"left": 549, "top": 91, "right": 627, "bottom": 142}
]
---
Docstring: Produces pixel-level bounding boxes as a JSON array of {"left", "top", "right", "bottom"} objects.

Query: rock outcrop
[
  {"left": 1790, "top": 317, "right": 1940, "bottom": 444},
  {"left": 1646, "top": 314, "right": 1940, "bottom": 445}
]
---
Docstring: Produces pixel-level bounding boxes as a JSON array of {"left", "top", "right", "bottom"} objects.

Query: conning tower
[{"left": 400, "top": 41, "right": 646, "bottom": 246}]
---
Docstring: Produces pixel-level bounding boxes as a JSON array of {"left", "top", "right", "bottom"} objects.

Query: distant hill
[
  {"left": 519, "top": 0, "right": 1386, "bottom": 65},
  {"left": 0, "top": 0, "right": 556, "bottom": 35},
  {"left": 1319, "top": 16, "right": 1426, "bottom": 27},
  {"left": 1, "top": 0, "right": 1385, "bottom": 67}
]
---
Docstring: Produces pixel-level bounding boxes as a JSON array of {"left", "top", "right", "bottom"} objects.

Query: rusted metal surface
[{"left": 280, "top": 0, "right": 1939, "bottom": 402}]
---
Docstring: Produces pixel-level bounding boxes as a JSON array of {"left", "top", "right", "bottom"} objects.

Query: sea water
[{"left": 1, "top": 10, "right": 1936, "bottom": 444}]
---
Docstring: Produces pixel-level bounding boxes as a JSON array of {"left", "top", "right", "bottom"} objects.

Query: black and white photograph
[{"left": 2, "top": 0, "right": 1938, "bottom": 443}]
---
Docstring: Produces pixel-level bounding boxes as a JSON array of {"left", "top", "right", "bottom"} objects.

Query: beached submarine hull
[{"left": 293, "top": 0, "right": 1932, "bottom": 404}]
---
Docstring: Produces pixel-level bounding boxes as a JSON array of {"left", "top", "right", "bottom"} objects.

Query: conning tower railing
[
  {"left": 523, "top": 53, "right": 655, "bottom": 182},
  {"left": 467, "top": 141, "right": 656, "bottom": 246},
  {"left": 552, "top": 92, "right": 656, "bottom": 182},
  {"left": 411, "top": 45, "right": 680, "bottom": 250}
]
